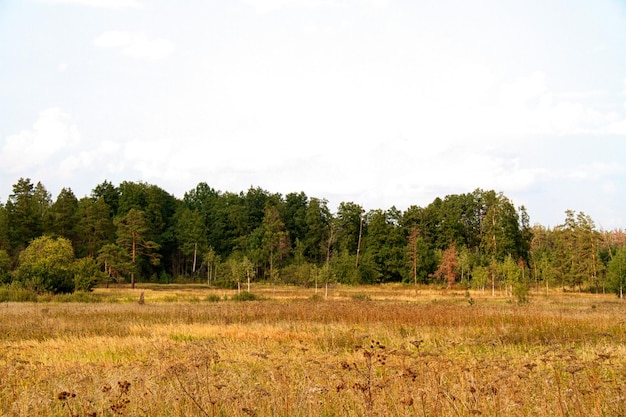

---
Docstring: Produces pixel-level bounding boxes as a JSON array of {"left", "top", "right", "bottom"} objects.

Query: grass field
[{"left": 1, "top": 284, "right": 624, "bottom": 416}]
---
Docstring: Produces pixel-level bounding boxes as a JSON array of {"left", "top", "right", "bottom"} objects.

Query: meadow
[{"left": 1, "top": 284, "right": 624, "bottom": 417}]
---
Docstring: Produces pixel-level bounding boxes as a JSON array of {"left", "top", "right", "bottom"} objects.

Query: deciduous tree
[{"left": 15, "top": 236, "right": 75, "bottom": 293}]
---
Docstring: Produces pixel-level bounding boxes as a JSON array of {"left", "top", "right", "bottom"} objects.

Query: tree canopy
[{"left": 0, "top": 177, "right": 623, "bottom": 296}]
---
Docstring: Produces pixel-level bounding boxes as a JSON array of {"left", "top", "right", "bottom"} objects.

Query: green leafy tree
[
  {"left": 283, "top": 191, "right": 309, "bottom": 250},
  {"left": 242, "top": 255, "right": 255, "bottom": 291},
  {"left": 72, "top": 257, "right": 104, "bottom": 292},
  {"left": 607, "top": 246, "right": 626, "bottom": 299},
  {"left": 336, "top": 201, "right": 364, "bottom": 255},
  {"left": 364, "top": 208, "right": 405, "bottom": 282},
  {"left": 15, "top": 236, "right": 75, "bottom": 293},
  {"left": 304, "top": 197, "right": 331, "bottom": 263},
  {"left": 115, "top": 209, "right": 161, "bottom": 288},
  {"left": 500, "top": 254, "right": 525, "bottom": 301},
  {"left": 184, "top": 183, "right": 230, "bottom": 256},
  {"left": 471, "top": 265, "right": 489, "bottom": 293},
  {"left": 204, "top": 246, "right": 220, "bottom": 286},
  {"left": 261, "top": 204, "right": 290, "bottom": 281},
  {"left": 174, "top": 207, "right": 208, "bottom": 276},
  {"left": 480, "top": 191, "right": 525, "bottom": 262}
]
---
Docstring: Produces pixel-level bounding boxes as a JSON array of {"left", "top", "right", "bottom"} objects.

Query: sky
[{"left": 1, "top": 0, "right": 626, "bottom": 229}]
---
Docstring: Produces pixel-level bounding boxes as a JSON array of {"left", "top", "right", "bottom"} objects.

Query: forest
[{"left": 0, "top": 177, "right": 625, "bottom": 298}]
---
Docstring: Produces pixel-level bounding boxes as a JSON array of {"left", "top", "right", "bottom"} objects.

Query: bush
[
  {"left": 350, "top": 293, "right": 371, "bottom": 301},
  {"left": 72, "top": 257, "right": 104, "bottom": 292},
  {"left": 15, "top": 236, "right": 75, "bottom": 294},
  {"left": 231, "top": 291, "right": 260, "bottom": 302},
  {"left": 204, "top": 294, "right": 221, "bottom": 302}
]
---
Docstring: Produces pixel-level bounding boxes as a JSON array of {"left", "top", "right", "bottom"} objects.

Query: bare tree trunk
[
  {"left": 355, "top": 216, "right": 364, "bottom": 269},
  {"left": 192, "top": 243, "right": 197, "bottom": 274},
  {"left": 131, "top": 231, "right": 136, "bottom": 289}
]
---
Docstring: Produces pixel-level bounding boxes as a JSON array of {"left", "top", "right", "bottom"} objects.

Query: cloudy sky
[{"left": 1, "top": 0, "right": 626, "bottom": 229}]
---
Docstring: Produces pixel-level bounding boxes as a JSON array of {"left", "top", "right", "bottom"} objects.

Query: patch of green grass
[
  {"left": 52, "top": 291, "right": 101, "bottom": 303},
  {"left": 0, "top": 284, "right": 38, "bottom": 302}
]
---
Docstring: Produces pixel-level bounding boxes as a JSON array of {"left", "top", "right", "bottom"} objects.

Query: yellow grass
[{"left": 1, "top": 284, "right": 625, "bottom": 416}]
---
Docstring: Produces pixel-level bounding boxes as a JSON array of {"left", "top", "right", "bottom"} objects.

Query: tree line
[{"left": 0, "top": 177, "right": 624, "bottom": 297}]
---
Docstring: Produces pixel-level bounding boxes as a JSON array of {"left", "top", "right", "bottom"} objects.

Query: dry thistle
[{"left": 57, "top": 391, "right": 78, "bottom": 417}]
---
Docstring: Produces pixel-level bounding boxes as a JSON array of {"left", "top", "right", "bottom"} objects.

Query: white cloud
[
  {"left": 499, "top": 71, "right": 547, "bottom": 107},
  {"left": 94, "top": 31, "right": 174, "bottom": 60},
  {"left": 606, "top": 119, "right": 626, "bottom": 135},
  {"left": 122, "top": 35, "right": 175, "bottom": 60},
  {"left": 38, "top": 0, "right": 142, "bottom": 9},
  {"left": 93, "top": 30, "right": 131, "bottom": 48},
  {"left": 243, "top": 0, "right": 387, "bottom": 13},
  {"left": 0, "top": 108, "right": 80, "bottom": 173}
]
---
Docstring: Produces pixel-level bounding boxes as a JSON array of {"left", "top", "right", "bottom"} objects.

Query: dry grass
[{"left": 1, "top": 285, "right": 625, "bottom": 416}]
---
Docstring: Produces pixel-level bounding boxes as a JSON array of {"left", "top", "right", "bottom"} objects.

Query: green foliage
[
  {"left": 74, "top": 197, "right": 115, "bottom": 258},
  {"left": 470, "top": 265, "right": 489, "bottom": 291},
  {"left": 607, "top": 246, "right": 626, "bottom": 298},
  {"left": 16, "top": 236, "right": 75, "bottom": 294},
  {"left": 513, "top": 280, "right": 530, "bottom": 304},
  {"left": 204, "top": 294, "right": 221, "bottom": 302},
  {"left": 231, "top": 291, "right": 260, "bottom": 301},
  {"left": 72, "top": 257, "right": 104, "bottom": 292},
  {"left": 0, "top": 249, "right": 11, "bottom": 284},
  {"left": 1, "top": 177, "right": 616, "bottom": 294},
  {"left": 52, "top": 291, "right": 100, "bottom": 303}
]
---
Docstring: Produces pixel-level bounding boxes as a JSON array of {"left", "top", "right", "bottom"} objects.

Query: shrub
[
  {"left": 350, "top": 293, "right": 371, "bottom": 301},
  {"left": 72, "top": 257, "right": 104, "bottom": 292},
  {"left": 231, "top": 291, "right": 259, "bottom": 302},
  {"left": 15, "top": 236, "right": 75, "bottom": 294},
  {"left": 204, "top": 294, "right": 221, "bottom": 302}
]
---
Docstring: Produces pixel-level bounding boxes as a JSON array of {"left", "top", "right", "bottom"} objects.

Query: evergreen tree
[
  {"left": 304, "top": 197, "right": 331, "bottom": 263},
  {"left": 114, "top": 209, "right": 160, "bottom": 288},
  {"left": 6, "top": 178, "right": 43, "bottom": 252},
  {"left": 607, "top": 246, "right": 626, "bottom": 299},
  {"left": 74, "top": 197, "right": 115, "bottom": 258},
  {"left": 47, "top": 187, "right": 78, "bottom": 240}
]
